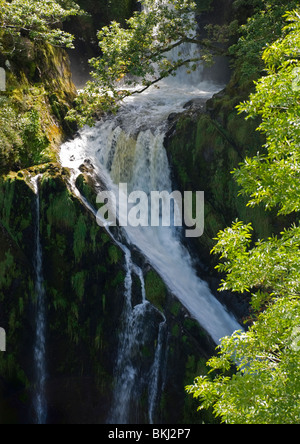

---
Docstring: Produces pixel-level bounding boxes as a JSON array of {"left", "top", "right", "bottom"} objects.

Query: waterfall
[
  {"left": 107, "top": 258, "right": 149, "bottom": 424},
  {"left": 60, "top": 116, "right": 241, "bottom": 344},
  {"left": 31, "top": 175, "right": 47, "bottom": 425},
  {"left": 108, "top": 261, "right": 168, "bottom": 424},
  {"left": 60, "top": 9, "right": 242, "bottom": 424},
  {"left": 65, "top": 171, "right": 166, "bottom": 424},
  {"left": 148, "top": 320, "right": 167, "bottom": 425}
]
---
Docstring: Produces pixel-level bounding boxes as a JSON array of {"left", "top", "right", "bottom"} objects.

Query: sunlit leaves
[
  {"left": 212, "top": 222, "right": 300, "bottom": 296},
  {"left": 187, "top": 9, "right": 300, "bottom": 424},
  {"left": 230, "top": 0, "right": 299, "bottom": 81},
  {"left": 187, "top": 298, "right": 300, "bottom": 424},
  {"left": 236, "top": 10, "right": 300, "bottom": 215},
  {"left": 0, "top": 0, "right": 82, "bottom": 51}
]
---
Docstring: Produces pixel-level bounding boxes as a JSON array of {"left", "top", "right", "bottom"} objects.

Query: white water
[
  {"left": 31, "top": 176, "right": 47, "bottom": 425},
  {"left": 60, "top": 12, "right": 242, "bottom": 423},
  {"left": 108, "top": 260, "right": 150, "bottom": 424},
  {"left": 65, "top": 171, "right": 166, "bottom": 423},
  {"left": 60, "top": 79, "right": 241, "bottom": 344},
  {"left": 148, "top": 320, "right": 167, "bottom": 424}
]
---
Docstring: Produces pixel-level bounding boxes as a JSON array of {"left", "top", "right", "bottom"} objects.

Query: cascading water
[
  {"left": 60, "top": 8, "right": 242, "bottom": 424},
  {"left": 31, "top": 175, "right": 47, "bottom": 425},
  {"left": 65, "top": 171, "right": 166, "bottom": 423},
  {"left": 60, "top": 104, "right": 241, "bottom": 344},
  {"left": 148, "top": 320, "right": 167, "bottom": 425},
  {"left": 108, "top": 258, "right": 150, "bottom": 424}
]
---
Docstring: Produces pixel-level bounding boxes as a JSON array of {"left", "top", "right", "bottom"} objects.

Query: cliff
[
  {"left": 0, "top": 0, "right": 277, "bottom": 425},
  {"left": 0, "top": 2, "right": 216, "bottom": 424}
]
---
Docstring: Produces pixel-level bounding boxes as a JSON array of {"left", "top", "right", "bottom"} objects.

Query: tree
[
  {"left": 229, "top": 0, "right": 299, "bottom": 81},
  {"left": 186, "top": 10, "right": 300, "bottom": 424},
  {"left": 68, "top": 0, "right": 225, "bottom": 126},
  {"left": 0, "top": 0, "right": 82, "bottom": 52}
]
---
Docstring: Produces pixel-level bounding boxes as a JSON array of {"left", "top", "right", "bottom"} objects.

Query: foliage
[
  {"left": 230, "top": 0, "right": 299, "bottom": 81},
  {"left": 0, "top": 0, "right": 82, "bottom": 173},
  {"left": 0, "top": 98, "right": 49, "bottom": 172},
  {"left": 108, "top": 245, "right": 122, "bottom": 265},
  {"left": 235, "top": 10, "right": 300, "bottom": 215},
  {"left": 187, "top": 10, "right": 300, "bottom": 424},
  {"left": 0, "top": 0, "right": 82, "bottom": 53},
  {"left": 212, "top": 221, "right": 300, "bottom": 298},
  {"left": 68, "top": 0, "right": 223, "bottom": 126},
  {"left": 0, "top": 98, "right": 23, "bottom": 172},
  {"left": 187, "top": 297, "right": 300, "bottom": 424}
]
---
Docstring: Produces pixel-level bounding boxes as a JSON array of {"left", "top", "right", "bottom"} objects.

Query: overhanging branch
[
  {"left": 133, "top": 56, "right": 203, "bottom": 95},
  {"left": 149, "top": 35, "right": 225, "bottom": 60}
]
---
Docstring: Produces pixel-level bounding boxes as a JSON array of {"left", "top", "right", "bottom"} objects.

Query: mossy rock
[
  {"left": 145, "top": 270, "right": 167, "bottom": 312},
  {"left": 165, "top": 101, "right": 276, "bottom": 265}
]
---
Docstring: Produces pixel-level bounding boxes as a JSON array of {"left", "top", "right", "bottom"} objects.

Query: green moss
[
  {"left": 75, "top": 174, "right": 97, "bottom": 206},
  {"left": 0, "top": 251, "right": 15, "bottom": 289},
  {"left": 145, "top": 271, "right": 167, "bottom": 312},
  {"left": 54, "top": 233, "right": 67, "bottom": 257},
  {"left": 52, "top": 289, "right": 68, "bottom": 311},
  {"left": 95, "top": 323, "right": 104, "bottom": 351},
  {"left": 227, "top": 112, "right": 262, "bottom": 152},
  {"left": 73, "top": 214, "right": 87, "bottom": 262},
  {"left": 165, "top": 96, "right": 275, "bottom": 263},
  {"left": 170, "top": 301, "right": 181, "bottom": 317},
  {"left": 108, "top": 245, "right": 122, "bottom": 265},
  {"left": 0, "top": 354, "right": 29, "bottom": 389},
  {"left": 72, "top": 271, "right": 86, "bottom": 301},
  {"left": 171, "top": 324, "right": 180, "bottom": 337},
  {"left": 172, "top": 159, "right": 190, "bottom": 189},
  {"left": 111, "top": 270, "right": 125, "bottom": 288},
  {"left": 46, "top": 187, "right": 77, "bottom": 233},
  {"left": 0, "top": 177, "right": 15, "bottom": 229},
  {"left": 101, "top": 233, "right": 110, "bottom": 245}
]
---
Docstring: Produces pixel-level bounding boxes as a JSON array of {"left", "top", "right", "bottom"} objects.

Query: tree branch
[
  {"left": 132, "top": 56, "right": 203, "bottom": 95},
  {"left": 183, "top": 37, "right": 225, "bottom": 56},
  {"left": 149, "top": 35, "right": 225, "bottom": 61}
]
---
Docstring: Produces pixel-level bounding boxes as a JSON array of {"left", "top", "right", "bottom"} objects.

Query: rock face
[
  {"left": 64, "top": 0, "right": 137, "bottom": 88},
  {"left": 0, "top": 168, "right": 125, "bottom": 424},
  {"left": 0, "top": 167, "right": 215, "bottom": 424},
  {"left": 0, "top": 42, "right": 76, "bottom": 175},
  {"left": 164, "top": 89, "right": 277, "bottom": 266},
  {"left": 0, "top": 0, "right": 283, "bottom": 425},
  {"left": 0, "top": 1, "right": 219, "bottom": 425}
]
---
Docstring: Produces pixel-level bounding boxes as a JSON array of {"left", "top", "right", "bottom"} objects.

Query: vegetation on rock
[
  {"left": 0, "top": 0, "right": 80, "bottom": 174},
  {"left": 1, "top": 0, "right": 299, "bottom": 425}
]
